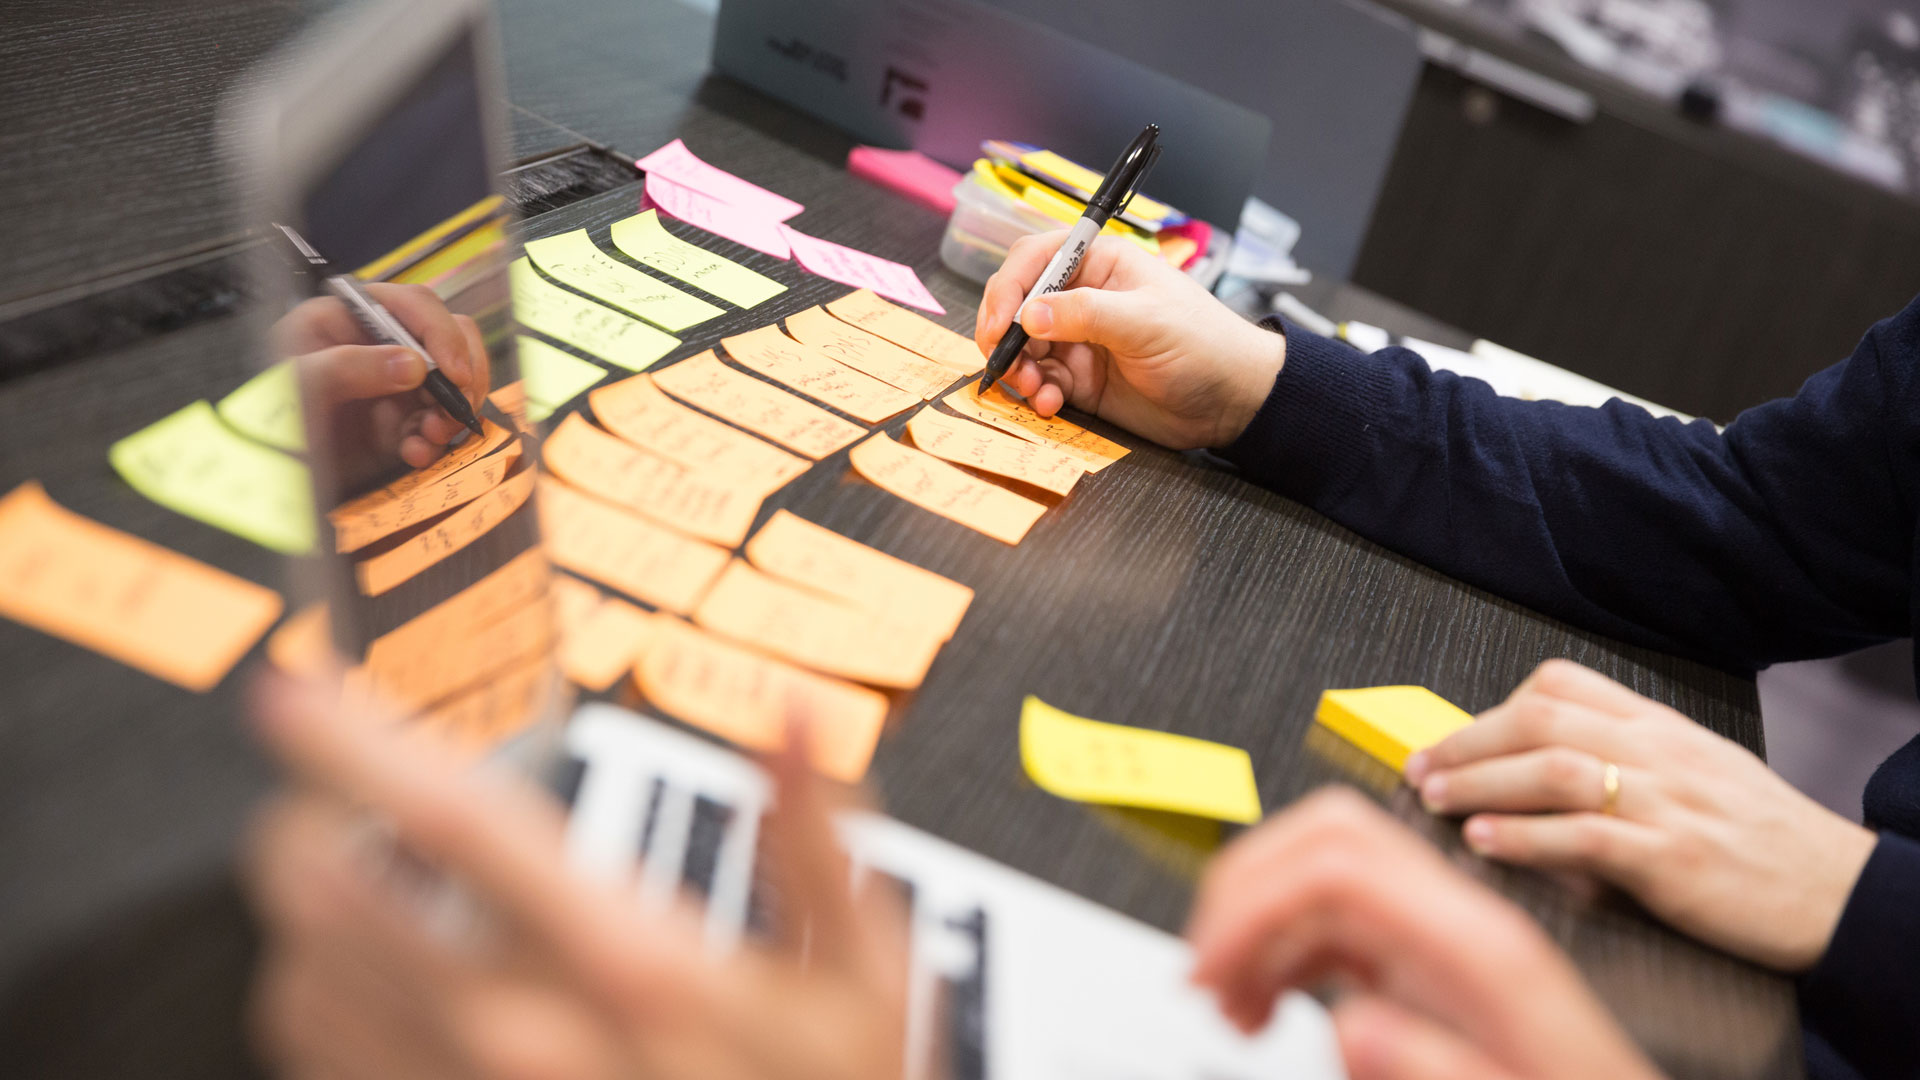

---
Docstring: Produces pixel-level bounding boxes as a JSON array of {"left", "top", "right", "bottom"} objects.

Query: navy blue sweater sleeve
[
  {"left": 1218, "top": 309, "right": 1917, "bottom": 671},
  {"left": 1797, "top": 833, "right": 1920, "bottom": 1079}
]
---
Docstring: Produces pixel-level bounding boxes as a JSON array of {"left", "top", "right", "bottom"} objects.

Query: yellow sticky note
[
  {"left": 517, "top": 336, "right": 607, "bottom": 422},
  {"left": 1020, "top": 696, "right": 1261, "bottom": 823},
  {"left": 217, "top": 362, "right": 306, "bottom": 452},
  {"left": 511, "top": 257, "right": 680, "bottom": 371},
  {"left": 525, "top": 229, "right": 723, "bottom": 332},
  {"left": 1315, "top": 686, "right": 1475, "bottom": 773},
  {"left": 110, "top": 400, "right": 316, "bottom": 555},
  {"left": 609, "top": 210, "right": 787, "bottom": 309}
]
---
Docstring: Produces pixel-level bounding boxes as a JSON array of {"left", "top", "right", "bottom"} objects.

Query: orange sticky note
[
  {"left": 538, "top": 478, "right": 730, "bottom": 614},
  {"left": 721, "top": 324, "right": 918, "bottom": 424},
  {"left": 635, "top": 618, "right": 889, "bottom": 782},
  {"left": 744, "top": 509, "right": 973, "bottom": 641},
  {"left": 694, "top": 560, "right": 946, "bottom": 689},
  {"left": 412, "top": 651, "right": 561, "bottom": 758},
  {"left": 542, "top": 413, "right": 761, "bottom": 547},
  {"left": 942, "top": 384, "right": 1130, "bottom": 473},
  {"left": 364, "top": 599, "right": 554, "bottom": 714},
  {"left": 267, "top": 603, "right": 333, "bottom": 675},
  {"left": 782, "top": 306, "right": 956, "bottom": 400},
  {"left": 652, "top": 351, "right": 865, "bottom": 459},
  {"left": 355, "top": 466, "right": 535, "bottom": 596},
  {"left": 561, "top": 598, "right": 660, "bottom": 691},
  {"left": 589, "top": 373, "right": 809, "bottom": 497},
  {"left": 0, "top": 481, "right": 283, "bottom": 690},
  {"left": 551, "top": 573, "right": 604, "bottom": 632},
  {"left": 848, "top": 433, "right": 1046, "bottom": 545},
  {"left": 330, "top": 439, "right": 524, "bottom": 552},
  {"left": 825, "top": 288, "right": 983, "bottom": 375},
  {"left": 359, "top": 548, "right": 554, "bottom": 710},
  {"left": 906, "top": 407, "right": 1084, "bottom": 497}
]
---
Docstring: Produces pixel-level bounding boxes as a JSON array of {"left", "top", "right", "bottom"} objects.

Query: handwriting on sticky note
[
  {"left": 646, "top": 174, "right": 792, "bottom": 259},
  {"left": 1021, "top": 696, "right": 1262, "bottom": 823},
  {"left": 635, "top": 618, "right": 887, "bottom": 782},
  {"left": 525, "top": 229, "right": 723, "bottom": 332},
  {"left": 1316, "top": 686, "right": 1476, "bottom": 774},
  {"left": 590, "top": 373, "right": 808, "bottom": 497},
  {"left": 636, "top": 138, "right": 805, "bottom": 222},
  {"left": 906, "top": 407, "right": 1084, "bottom": 497},
  {"left": 694, "top": 560, "right": 945, "bottom": 689},
  {"left": 781, "top": 226, "right": 944, "bottom": 314},
  {"left": 365, "top": 597, "right": 554, "bottom": 715},
  {"left": 517, "top": 336, "right": 607, "bottom": 422},
  {"left": 942, "top": 384, "right": 1130, "bottom": 473},
  {"left": 330, "top": 439, "right": 522, "bottom": 553},
  {"left": 218, "top": 362, "right": 305, "bottom": 451},
  {"left": 651, "top": 351, "right": 864, "bottom": 459},
  {"left": 720, "top": 325, "right": 917, "bottom": 424},
  {"left": 745, "top": 510, "right": 972, "bottom": 640},
  {"left": 561, "top": 598, "right": 660, "bottom": 692},
  {"left": 538, "top": 478, "right": 730, "bottom": 614},
  {"left": 610, "top": 210, "right": 786, "bottom": 308},
  {"left": 826, "top": 288, "right": 982, "bottom": 375},
  {"left": 783, "top": 306, "right": 955, "bottom": 400},
  {"left": 413, "top": 651, "right": 558, "bottom": 758},
  {"left": 358, "top": 547, "right": 551, "bottom": 709},
  {"left": 511, "top": 257, "right": 680, "bottom": 371},
  {"left": 0, "top": 482, "right": 283, "bottom": 691},
  {"left": 328, "top": 418, "right": 512, "bottom": 547},
  {"left": 542, "top": 413, "right": 762, "bottom": 547},
  {"left": 110, "top": 400, "right": 316, "bottom": 555},
  {"left": 847, "top": 433, "right": 1046, "bottom": 545},
  {"left": 356, "top": 466, "right": 535, "bottom": 596}
]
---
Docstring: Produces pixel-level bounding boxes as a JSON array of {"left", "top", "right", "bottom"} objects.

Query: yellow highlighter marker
[{"left": 1315, "top": 686, "right": 1475, "bottom": 774}]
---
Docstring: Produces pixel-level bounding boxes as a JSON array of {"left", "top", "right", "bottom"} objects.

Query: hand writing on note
[
  {"left": 1188, "top": 789, "right": 1662, "bottom": 1080},
  {"left": 245, "top": 673, "right": 907, "bottom": 1080},
  {"left": 976, "top": 232, "right": 1284, "bottom": 450},
  {"left": 273, "top": 282, "right": 492, "bottom": 481}
]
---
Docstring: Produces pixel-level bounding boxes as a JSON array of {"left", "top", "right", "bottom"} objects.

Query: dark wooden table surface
[{"left": 0, "top": 1, "right": 1799, "bottom": 1078}]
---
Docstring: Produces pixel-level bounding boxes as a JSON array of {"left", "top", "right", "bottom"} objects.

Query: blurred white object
[{"left": 1226, "top": 197, "right": 1310, "bottom": 286}]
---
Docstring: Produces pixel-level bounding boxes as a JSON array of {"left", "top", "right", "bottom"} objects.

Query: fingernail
[
  {"left": 1022, "top": 301, "right": 1053, "bottom": 335},
  {"left": 1420, "top": 774, "right": 1448, "bottom": 812},
  {"left": 1464, "top": 818, "right": 1495, "bottom": 852},
  {"left": 1403, "top": 750, "right": 1430, "bottom": 784},
  {"left": 387, "top": 349, "right": 424, "bottom": 386}
]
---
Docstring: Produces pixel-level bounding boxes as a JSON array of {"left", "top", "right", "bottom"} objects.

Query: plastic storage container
[{"left": 938, "top": 171, "right": 1064, "bottom": 284}]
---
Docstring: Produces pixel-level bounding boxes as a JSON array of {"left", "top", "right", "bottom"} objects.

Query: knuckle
[
  {"left": 1541, "top": 748, "right": 1588, "bottom": 795},
  {"left": 1571, "top": 818, "right": 1613, "bottom": 862},
  {"left": 1512, "top": 699, "right": 1557, "bottom": 742}
]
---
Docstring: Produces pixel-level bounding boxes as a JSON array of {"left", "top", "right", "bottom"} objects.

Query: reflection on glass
[{"left": 263, "top": 29, "right": 564, "bottom": 756}]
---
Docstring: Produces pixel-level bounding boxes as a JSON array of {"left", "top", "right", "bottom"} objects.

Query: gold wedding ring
[{"left": 1600, "top": 761, "right": 1622, "bottom": 816}]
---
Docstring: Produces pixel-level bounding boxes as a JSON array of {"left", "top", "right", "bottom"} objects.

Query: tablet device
[{"left": 225, "top": 0, "right": 567, "bottom": 758}]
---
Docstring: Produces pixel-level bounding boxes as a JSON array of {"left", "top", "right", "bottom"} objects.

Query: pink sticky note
[
  {"left": 847, "top": 146, "right": 962, "bottom": 214},
  {"left": 644, "top": 175, "right": 792, "bottom": 260},
  {"left": 636, "top": 139, "right": 804, "bottom": 223},
  {"left": 780, "top": 225, "right": 945, "bottom": 315}
]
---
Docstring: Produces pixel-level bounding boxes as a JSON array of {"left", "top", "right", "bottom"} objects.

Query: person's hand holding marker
[
  {"left": 273, "top": 281, "right": 492, "bottom": 471},
  {"left": 974, "top": 231, "right": 1285, "bottom": 451}
]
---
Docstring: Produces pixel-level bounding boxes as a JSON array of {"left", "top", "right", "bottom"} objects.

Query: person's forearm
[{"left": 1217, "top": 315, "right": 1911, "bottom": 669}]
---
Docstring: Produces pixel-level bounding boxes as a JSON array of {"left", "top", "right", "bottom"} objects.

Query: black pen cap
[{"left": 1087, "top": 124, "right": 1160, "bottom": 218}]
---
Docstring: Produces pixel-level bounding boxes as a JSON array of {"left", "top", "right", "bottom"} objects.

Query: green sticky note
[
  {"left": 1020, "top": 696, "right": 1262, "bottom": 823},
  {"left": 511, "top": 258, "right": 680, "bottom": 371},
  {"left": 524, "top": 229, "right": 724, "bottom": 332},
  {"left": 609, "top": 210, "right": 786, "bottom": 309},
  {"left": 517, "top": 336, "right": 608, "bottom": 422},
  {"left": 110, "top": 401, "right": 316, "bottom": 555},
  {"left": 217, "top": 362, "right": 306, "bottom": 452}
]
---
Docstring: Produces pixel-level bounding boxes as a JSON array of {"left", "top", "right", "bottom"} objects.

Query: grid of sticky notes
[{"left": 1315, "top": 686, "right": 1476, "bottom": 774}]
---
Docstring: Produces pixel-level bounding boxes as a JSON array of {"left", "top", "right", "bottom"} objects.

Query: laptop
[{"left": 559, "top": 703, "right": 1346, "bottom": 1080}]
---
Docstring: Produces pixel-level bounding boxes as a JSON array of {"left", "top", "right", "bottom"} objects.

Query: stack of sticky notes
[{"left": 1315, "top": 685, "right": 1476, "bottom": 773}]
